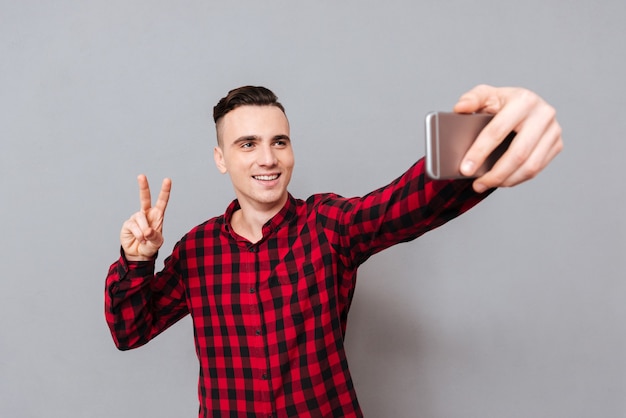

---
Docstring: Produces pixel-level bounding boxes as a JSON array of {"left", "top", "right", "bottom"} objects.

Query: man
[{"left": 105, "top": 85, "right": 562, "bottom": 417}]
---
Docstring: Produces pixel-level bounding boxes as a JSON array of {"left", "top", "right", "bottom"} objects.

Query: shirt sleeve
[
  {"left": 322, "top": 158, "right": 494, "bottom": 268},
  {"left": 104, "top": 246, "right": 189, "bottom": 350}
]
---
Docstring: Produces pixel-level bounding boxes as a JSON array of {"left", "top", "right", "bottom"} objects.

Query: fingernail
[{"left": 461, "top": 160, "right": 474, "bottom": 175}]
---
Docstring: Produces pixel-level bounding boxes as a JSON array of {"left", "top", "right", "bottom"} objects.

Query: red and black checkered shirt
[{"left": 105, "top": 160, "right": 489, "bottom": 417}]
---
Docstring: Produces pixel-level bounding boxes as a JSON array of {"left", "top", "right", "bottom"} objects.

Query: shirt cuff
[{"left": 118, "top": 247, "right": 157, "bottom": 274}]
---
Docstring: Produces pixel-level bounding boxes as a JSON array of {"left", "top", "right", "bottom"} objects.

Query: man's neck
[{"left": 230, "top": 198, "right": 287, "bottom": 243}]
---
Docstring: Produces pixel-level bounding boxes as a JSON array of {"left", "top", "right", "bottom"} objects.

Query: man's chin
[{"left": 240, "top": 191, "right": 289, "bottom": 209}]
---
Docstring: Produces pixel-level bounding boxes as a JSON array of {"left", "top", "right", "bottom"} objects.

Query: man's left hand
[{"left": 453, "top": 84, "right": 563, "bottom": 193}]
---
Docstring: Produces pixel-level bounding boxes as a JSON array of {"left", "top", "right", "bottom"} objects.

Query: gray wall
[{"left": 1, "top": 1, "right": 624, "bottom": 417}]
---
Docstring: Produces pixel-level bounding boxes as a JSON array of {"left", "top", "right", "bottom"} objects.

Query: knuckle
[
  {"left": 483, "top": 124, "right": 508, "bottom": 142},
  {"left": 521, "top": 161, "right": 541, "bottom": 179},
  {"left": 510, "top": 149, "right": 530, "bottom": 167},
  {"left": 544, "top": 104, "right": 557, "bottom": 120},
  {"left": 554, "top": 138, "right": 564, "bottom": 153},
  {"left": 493, "top": 173, "right": 508, "bottom": 185},
  {"left": 518, "top": 88, "right": 538, "bottom": 104},
  {"left": 466, "top": 84, "right": 491, "bottom": 100},
  {"left": 554, "top": 124, "right": 563, "bottom": 139}
]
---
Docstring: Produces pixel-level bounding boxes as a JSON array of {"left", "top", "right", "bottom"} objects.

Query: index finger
[
  {"left": 460, "top": 102, "right": 528, "bottom": 175},
  {"left": 137, "top": 174, "right": 152, "bottom": 212},
  {"left": 154, "top": 178, "right": 172, "bottom": 213}
]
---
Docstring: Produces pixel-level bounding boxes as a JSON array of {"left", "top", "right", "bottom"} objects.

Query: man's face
[{"left": 214, "top": 105, "right": 294, "bottom": 213}]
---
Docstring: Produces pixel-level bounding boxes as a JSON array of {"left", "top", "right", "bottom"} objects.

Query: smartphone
[{"left": 425, "top": 112, "right": 515, "bottom": 180}]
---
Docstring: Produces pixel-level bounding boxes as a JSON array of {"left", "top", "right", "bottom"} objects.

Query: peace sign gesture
[{"left": 120, "top": 175, "right": 172, "bottom": 261}]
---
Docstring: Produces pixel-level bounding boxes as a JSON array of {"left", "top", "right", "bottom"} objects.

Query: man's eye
[{"left": 241, "top": 142, "right": 253, "bottom": 148}]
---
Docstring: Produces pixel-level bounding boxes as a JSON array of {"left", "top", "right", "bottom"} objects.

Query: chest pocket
[
  {"left": 270, "top": 255, "right": 317, "bottom": 287},
  {"left": 268, "top": 221, "right": 321, "bottom": 287},
  {"left": 269, "top": 255, "right": 325, "bottom": 334}
]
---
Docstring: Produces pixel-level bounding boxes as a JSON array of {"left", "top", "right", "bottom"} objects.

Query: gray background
[{"left": 1, "top": 1, "right": 624, "bottom": 417}]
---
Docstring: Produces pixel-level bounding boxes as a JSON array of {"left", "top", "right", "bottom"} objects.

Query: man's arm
[
  {"left": 104, "top": 175, "right": 188, "bottom": 350},
  {"left": 329, "top": 85, "right": 562, "bottom": 266},
  {"left": 328, "top": 159, "right": 488, "bottom": 267},
  {"left": 105, "top": 248, "right": 188, "bottom": 350}
]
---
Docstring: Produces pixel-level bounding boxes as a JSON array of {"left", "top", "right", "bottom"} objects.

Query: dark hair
[{"left": 213, "top": 86, "right": 285, "bottom": 123}]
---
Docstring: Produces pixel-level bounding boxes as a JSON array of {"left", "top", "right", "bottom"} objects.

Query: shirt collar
[{"left": 222, "top": 193, "right": 297, "bottom": 242}]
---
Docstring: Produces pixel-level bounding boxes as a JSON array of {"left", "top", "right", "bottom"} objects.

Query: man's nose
[{"left": 258, "top": 144, "right": 277, "bottom": 166}]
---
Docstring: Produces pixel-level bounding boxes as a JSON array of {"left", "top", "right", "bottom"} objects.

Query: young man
[{"left": 105, "top": 85, "right": 562, "bottom": 417}]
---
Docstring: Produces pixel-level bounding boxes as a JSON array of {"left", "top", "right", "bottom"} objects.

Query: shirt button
[
  {"left": 255, "top": 329, "right": 262, "bottom": 336},
  {"left": 249, "top": 287, "right": 256, "bottom": 294},
  {"left": 262, "top": 373, "right": 268, "bottom": 380}
]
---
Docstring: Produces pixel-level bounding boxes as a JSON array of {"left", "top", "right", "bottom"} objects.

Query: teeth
[{"left": 254, "top": 174, "right": 279, "bottom": 181}]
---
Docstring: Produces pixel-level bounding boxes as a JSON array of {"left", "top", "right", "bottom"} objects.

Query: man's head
[
  {"left": 213, "top": 86, "right": 294, "bottom": 214},
  {"left": 214, "top": 86, "right": 286, "bottom": 147}
]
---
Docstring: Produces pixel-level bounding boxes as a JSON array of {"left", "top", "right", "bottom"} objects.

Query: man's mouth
[{"left": 253, "top": 174, "right": 280, "bottom": 181}]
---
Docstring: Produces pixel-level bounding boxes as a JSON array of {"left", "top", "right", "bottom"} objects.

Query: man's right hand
[{"left": 120, "top": 175, "right": 172, "bottom": 261}]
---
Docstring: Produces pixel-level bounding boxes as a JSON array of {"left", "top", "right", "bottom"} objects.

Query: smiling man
[
  {"left": 105, "top": 85, "right": 562, "bottom": 417},
  {"left": 213, "top": 102, "right": 294, "bottom": 243}
]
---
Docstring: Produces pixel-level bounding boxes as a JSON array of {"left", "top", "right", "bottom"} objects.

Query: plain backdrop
[{"left": 1, "top": 1, "right": 625, "bottom": 417}]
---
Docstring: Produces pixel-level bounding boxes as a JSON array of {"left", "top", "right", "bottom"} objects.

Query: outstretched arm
[{"left": 454, "top": 85, "right": 563, "bottom": 193}]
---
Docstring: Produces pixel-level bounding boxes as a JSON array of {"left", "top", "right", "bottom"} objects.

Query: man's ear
[{"left": 213, "top": 146, "right": 227, "bottom": 174}]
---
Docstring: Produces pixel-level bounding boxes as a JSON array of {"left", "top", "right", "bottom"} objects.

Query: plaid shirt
[{"left": 105, "top": 159, "right": 489, "bottom": 417}]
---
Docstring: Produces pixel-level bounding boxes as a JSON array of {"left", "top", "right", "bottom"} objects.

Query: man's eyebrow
[
  {"left": 233, "top": 135, "right": 260, "bottom": 144},
  {"left": 231, "top": 135, "right": 290, "bottom": 146}
]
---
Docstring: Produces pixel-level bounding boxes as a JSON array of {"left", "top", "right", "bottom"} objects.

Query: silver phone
[{"left": 425, "top": 112, "right": 514, "bottom": 180}]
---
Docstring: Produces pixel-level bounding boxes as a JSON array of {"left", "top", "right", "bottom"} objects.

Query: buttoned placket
[{"left": 242, "top": 243, "right": 274, "bottom": 415}]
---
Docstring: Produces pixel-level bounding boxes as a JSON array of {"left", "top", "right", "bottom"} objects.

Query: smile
[{"left": 253, "top": 174, "right": 280, "bottom": 181}]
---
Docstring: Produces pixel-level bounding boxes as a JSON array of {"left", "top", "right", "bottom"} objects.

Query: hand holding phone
[{"left": 425, "top": 112, "right": 515, "bottom": 180}]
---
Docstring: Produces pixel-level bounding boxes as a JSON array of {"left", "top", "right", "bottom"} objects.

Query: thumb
[
  {"left": 143, "top": 228, "right": 164, "bottom": 247},
  {"left": 453, "top": 84, "right": 503, "bottom": 114},
  {"left": 453, "top": 95, "right": 478, "bottom": 113}
]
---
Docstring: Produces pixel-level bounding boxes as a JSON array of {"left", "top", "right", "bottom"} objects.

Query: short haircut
[{"left": 213, "top": 86, "right": 286, "bottom": 124}]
